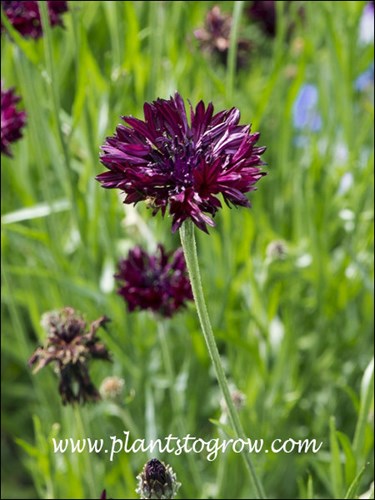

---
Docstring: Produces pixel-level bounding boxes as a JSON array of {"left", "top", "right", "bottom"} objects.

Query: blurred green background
[{"left": 1, "top": 1, "right": 374, "bottom": 498}]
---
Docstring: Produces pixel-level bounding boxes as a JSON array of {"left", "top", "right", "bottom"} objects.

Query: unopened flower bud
[
  {"left": 136, "top": 458, "right": 181, "bottom": 499},
  {"left": 100, "top": 376, "right": 125, "bottom": 400},
  {"left": 266, "top": 240, "right": 287, "bottom": 260},
  {"left": 220, "top": 387, "right": 246, "bottom": 415}
]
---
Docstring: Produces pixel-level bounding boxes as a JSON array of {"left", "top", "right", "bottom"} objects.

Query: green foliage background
[{"left": 1, "top": 1, "right": 374, "bottom": 498}]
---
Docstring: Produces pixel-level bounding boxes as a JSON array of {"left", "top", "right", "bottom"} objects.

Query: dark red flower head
[
  {"left": 247, "top": 1, "right": 304, "bottom": 38},
  {"left": 1, "top": 83, "right": 26, "bottom": 156},
  {"left": 247, "top": 1, "right": 277, "bottom": 36},
  {"left": 115, "top": 245, "right": 193, "bottom": 318},
  {"left": 1, "top": 1, "right": 68, "bottom": 39},
  {"left": 96, "top": 93, "right": 266, "bottom": 233}
]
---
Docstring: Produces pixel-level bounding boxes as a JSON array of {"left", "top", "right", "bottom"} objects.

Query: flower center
[{"left": 154, "top": 134, "right": 201, "bottom": 189}]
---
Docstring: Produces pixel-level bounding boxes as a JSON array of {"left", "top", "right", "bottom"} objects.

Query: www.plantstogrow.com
[{"left": 52, "top": 431, "right": 324, "bottom": 462}]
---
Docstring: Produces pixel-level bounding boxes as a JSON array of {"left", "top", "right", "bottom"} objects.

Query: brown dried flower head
[
  {"left": 194, "top": 5, "right": 252, "bottom": 68},
  {"left": 29, "top": 307, "right": 111, "bottom": 405}
]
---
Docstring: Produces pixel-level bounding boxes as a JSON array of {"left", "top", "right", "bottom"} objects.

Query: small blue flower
[
  {"left": 359, "top": 2, "right": 374, "bottom": 45},
  {"left": 337, "top": 172, "right": 354, "bottom": 195},
  {"left": 355, "top": 64, "right": 374, "bottom": 92},
  {"left": 293, "top": 84, "right": 322, "bottom": 132}
]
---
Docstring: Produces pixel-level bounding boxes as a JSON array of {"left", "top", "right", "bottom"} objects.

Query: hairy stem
[{"left": 179, "top": 220, "right": 266, "bottom": 499}]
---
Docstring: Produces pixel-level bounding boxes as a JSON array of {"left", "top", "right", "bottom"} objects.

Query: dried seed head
[{"left": 29, "top": 307, "right": 111, "bottom": 405}]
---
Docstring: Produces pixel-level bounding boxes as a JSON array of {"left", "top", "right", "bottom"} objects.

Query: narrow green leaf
[
  {"left": 330, "top": 416, "right": 344, "bottom": 498},
  {"left": 306, "top": 474, "right": 314, "bottom": 500},
  {"left": 353, "top": 358, "right": 374, "bottom": 460},
  {"left": 336, "top": 431, "right": 357, "bottom": 490},
  {"left": 1, "top": 199, "right": 70, "bottom": 224},
  {"left": 344, "top": 465, "right": 366, "bottom": 499}
]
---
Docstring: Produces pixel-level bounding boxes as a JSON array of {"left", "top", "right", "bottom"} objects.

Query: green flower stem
[
  {"left": 73, "top": 407, "right": 97, "bottom": 499},
  {"left": 179, "top": 220, "right": 266, "bottom": 500},
  {"left": 226, "top": 0, "right": 244, "bottom": 102},
  {"left": 38, "top": 1, "right": 80, "bottom": 231},
  {"left": 157, "top": 322, "right": 176, "bottom": 405},
  {"left": 117, "top": 406, "right": 142, "bottom": 441},
  {"left": 157, "top": 321, "right": 201, "bottom": 496}
]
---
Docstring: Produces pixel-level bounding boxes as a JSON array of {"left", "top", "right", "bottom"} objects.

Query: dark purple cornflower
[
  {"left": 194, "top": 5, "right": 252, "bottom": 68},
  {"left": 29, "top": 307, "right": 111, "bottom": 405},
  {"left": 247, "top": 0, "right": 277, "bottom": 36},
  {"left": 96, "top": 93, "right": 266, "bottom": 233},
  {"left": 1, "top": 1, "right": 68, "bottom": 39},
  {"left": 1, "top": 83, "right": 26, "bottom": 156},
  {"left": 136, "top": 458, "right": 181, "bottom": 499},
  {"left": 247, "top": 1, "right": 304, "bottom": 38},
  {"left": 115, "top": 245, "right": 193, "bottom": 318}
]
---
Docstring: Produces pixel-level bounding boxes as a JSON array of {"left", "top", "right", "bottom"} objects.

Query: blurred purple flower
[
  {"left": 1, "top": 1, "right": 68, "bottom": 39},
  {"left": 1, "top": 83, "right": 26, "bottom": 156},
  {"left": 96, "top": 92, "right": 266, "bottom": 233},
  {"left": 194, "top": 5, "right": 252, "bottom": 68},
  {"left": 246, "top": 1, "right": 304, "bottom": 38},
  {"left": 293, "top": 84, "right": 322, "bottom": 132},
  {"left": 337, "top": 172, "right": 354, "bottom": 195},
  {"left": 355, "top": 63, "right": 374, "bottom": 91},
  {"left": 194, "top": 5, "right": 232, "bottom": 53},
  {"left": 29, "top": 307, "right": 111, "bottom": 405},
  {"left": 359, "top": 1, "right": 374, "bottom": 45},
  {"left": 115, "top": 245, "right": 193, "bottom": 318},
  {"left": 247, "top": 0, "right": 277, "bottom": 36}
]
